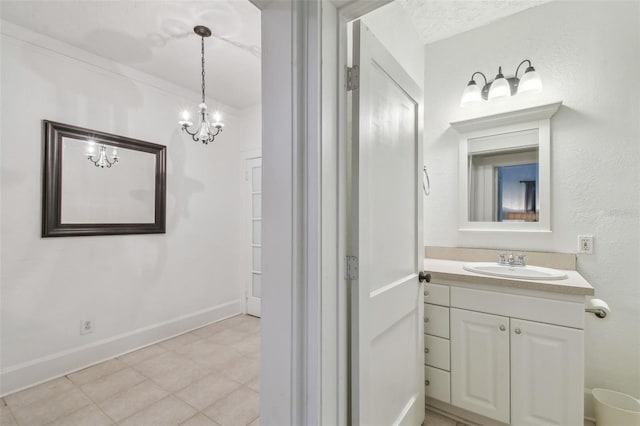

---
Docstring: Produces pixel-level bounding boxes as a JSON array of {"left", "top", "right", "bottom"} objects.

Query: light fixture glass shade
[
  {"left": 517, "top": 69, "right": 542, "bottom": 94},
  {"left": 488, "top": 77, "right": 510, "bottom": 99},
  {"left": 460, "top": 83, "right": 482, "bottom": 107}
]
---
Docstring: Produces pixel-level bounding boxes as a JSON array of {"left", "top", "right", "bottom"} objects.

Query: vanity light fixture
[
  {"left": 178, "top": 25, "right": 224, "bottom": 144},
  {"left": 461, "top": 59, "right": 543, "bottom": 106},
  {"left": 86, "top": 141, "right": 119, "bottom": 168}
]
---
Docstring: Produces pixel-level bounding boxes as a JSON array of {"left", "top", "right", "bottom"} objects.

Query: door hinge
[
  {"left": 346, "top": 65, "right": 359, "bottom": 91},
  {"left": 346, "top": 255, "right": 359, "bottom": 280}
]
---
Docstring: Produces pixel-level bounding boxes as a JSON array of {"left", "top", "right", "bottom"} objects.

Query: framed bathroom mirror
[
  {"left": 450, "top": 99, "right": 561, "bottom": 232},
  {"left": 42, "top": 120, "right": 167, "bottom": 237}
]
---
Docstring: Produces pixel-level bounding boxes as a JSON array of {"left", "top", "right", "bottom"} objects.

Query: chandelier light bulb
[
  {"left": 213, "top": 112, "right": 222, "bottom": 123},
  {"left": 181, "top": 110, "right": 190, "bottom": 121}
]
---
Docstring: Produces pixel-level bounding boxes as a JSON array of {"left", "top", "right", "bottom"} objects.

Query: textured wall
[{"left": 423, "top": 0, "right": 640, "bottom": 412}]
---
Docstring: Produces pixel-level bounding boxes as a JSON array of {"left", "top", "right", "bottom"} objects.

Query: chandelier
[
  {"left": 179, "top": 25, "right": 224, "bottom": 144},
  {"left": 86, "top": 141, "right": 119, "bottom": 168}
]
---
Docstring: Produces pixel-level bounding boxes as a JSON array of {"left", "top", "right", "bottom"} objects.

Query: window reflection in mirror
[{"left": 467, "top": 129, "right": 539, "bottom": 222}]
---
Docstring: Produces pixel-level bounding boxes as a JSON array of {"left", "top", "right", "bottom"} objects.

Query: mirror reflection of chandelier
[
  {"left": 86, "top": 141, "right": 119, "bottom": 168},
  {"left": 178, "top": 25, "right": 225, "bottom": 145}
]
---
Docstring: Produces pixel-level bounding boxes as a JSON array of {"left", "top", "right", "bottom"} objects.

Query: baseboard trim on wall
[{"left": 0, "top": 299, "right": 243, "bottom": 396}]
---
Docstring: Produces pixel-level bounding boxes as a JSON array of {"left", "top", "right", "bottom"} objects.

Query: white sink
[{"left": 463, "top": 262, "right": 568, "bottom": 280}]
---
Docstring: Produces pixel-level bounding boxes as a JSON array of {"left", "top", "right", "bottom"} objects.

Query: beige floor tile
[
  {"left": 246, "top": 376, "right": 260, "bottom": 393},
  {"left": 221, "top": 356, "right": 260, "bottom": 385},
  {"left": 10, "top": 387, "right": 91, "bottom": 426},
  {"left": 132, "top": 352, "right": 211, "bottom": 393},
  {"left": 230, "top": 334, "right": 260, "bottom": 355},
  {"left": 0, "top": 402, "right": 17, "bottom": 426},
  {"left": 180, "top": 345, "right": 242, "bottom": 372},
  {"left": 203, "top": 387, "right": 259, "bottom": 426},
  {"left": 173, "top": 339, "right": 227, "bottom": 359},
  {"left": 80, "top": 368, "right": 146, "bottom": 402},
  {"left": 425, "top": 409, "right": 457, "bottom": 426},
  {"left": 159, "top": 333, "right": 201, "bottom": 351},
  {"left": 4, "top": 377, "right": 75, "bottom": 409},
  {"left": 47, "top": 404, "right": 113, "bottom": 426},
  {"left": 98, "top": 380, "right": 168, "bottom": 422},
  {"left": 191, "top": 322, "right": 228, "bottom": 339},
  {"left": 180, "top": 413, "right": 221, "bottom": 426},
  {"left": 67, "top": 359, "right": 127, "bottom": 386},
  {"left": 224, "top": 316, "right": 260, "bottom": 335},
  {"left": 175, "top": 373, "right": 241, "bottom": 411},
  {"left": 206, "top": 328, "right": 253, "bottom": 346},
  {"left": 117, "top": 344, "right": 167, "bottom": 366},
  {"left": 118, "top": 396, "right": 196, "bottom": 426}
]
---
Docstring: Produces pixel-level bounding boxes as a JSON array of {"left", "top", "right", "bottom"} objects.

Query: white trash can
[{"left": 592, "top": 388, "right": 640, "bottom": 426}]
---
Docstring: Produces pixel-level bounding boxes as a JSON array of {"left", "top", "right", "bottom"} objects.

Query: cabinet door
[
  {"left": 511, "top": 319, "right": 584, "bottom": 426},
  {"left": 451, "top": 308, "right": 510, "bottom": 424}
]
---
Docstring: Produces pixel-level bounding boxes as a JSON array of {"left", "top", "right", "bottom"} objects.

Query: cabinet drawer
[
  {"left": 424, "top": 304, "right": 449, "bottom": 339},
  {"left": 424, "top": 283, "right": 449, "bottom": 306},
  {"left": 424, "top": 366, "right": 450, "bottom": 403},
  {"left": 424, "top": 334, "right": 450, "bottom": 371}
]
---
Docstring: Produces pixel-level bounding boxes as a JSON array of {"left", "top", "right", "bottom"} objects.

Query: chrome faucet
[{"left": 498, "top": 252, "right": 526, "bottom": 267}]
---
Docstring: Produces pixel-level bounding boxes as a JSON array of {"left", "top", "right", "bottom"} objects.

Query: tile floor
[
  {"left": 3, "top": 314, "right": 578, "bottom": 426},
  {"left": 0, "top": 314, "right": 260, "bottom": 426}
]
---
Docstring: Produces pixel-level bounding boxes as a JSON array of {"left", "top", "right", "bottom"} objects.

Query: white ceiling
[
  {"left": 0, "top": 0, "right": 261, "bottom": 110},
  {"left": 398, "top": 0, "right": 552, "bottom": 45},
  {"left": 1, "top": 0, "right": 551, "bottom": 110}
]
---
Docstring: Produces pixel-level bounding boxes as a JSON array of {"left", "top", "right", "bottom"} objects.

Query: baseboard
[{"left": 0, "top": 299, "right": 243, "bottom": 396}]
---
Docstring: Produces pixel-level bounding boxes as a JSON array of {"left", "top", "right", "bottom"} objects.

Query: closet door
[{"left": 246, "top": 157, "right": 262, "bottom": 317}]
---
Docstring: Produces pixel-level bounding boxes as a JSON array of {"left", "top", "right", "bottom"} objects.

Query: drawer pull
[
  {"left": 514, "top": 328, "right": 522, "bottom": 335},
  {"left": 499, "top": 325, "right": 506, "bottom": 331},
  {"left": 424, "top": 347, "right": 430, "bottom": 354},
  {"left": 424, "top": 380, "right": 430, "bottom": 386},
  {"left": 424, "top": 291, "right": 429, "bottom": 297},
  {"left": 424, "top": 317, "right": 430, "bottom": 323}
]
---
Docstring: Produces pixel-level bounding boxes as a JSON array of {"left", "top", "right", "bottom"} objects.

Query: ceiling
[
  {"left": 0, "top": 0, "right": 550, "bottom": 109},
  {"left": 0, "top": 0, "right": 261, "bottom": 110},
  {"left": 398, "top": 0, "right": 552, "bottom": 45}
]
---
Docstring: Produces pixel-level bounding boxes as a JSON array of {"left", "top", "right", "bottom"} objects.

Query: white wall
[
  {"left": 361, "top": 1, "right": 424, "bottom": 89},
  {"left": 0, "top": 22, "right": 260, "bottom": 395},
  {"left": 422, "top": 0, "right": 640, "bottom": 412}
]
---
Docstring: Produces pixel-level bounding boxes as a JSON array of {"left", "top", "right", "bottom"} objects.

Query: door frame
[{"left": 254, "top": 1, "right": 392, "bottom": 425}]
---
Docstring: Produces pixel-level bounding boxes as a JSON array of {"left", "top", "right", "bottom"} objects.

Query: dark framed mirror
[{"left": 42, "top": 120, "right": 167, "bottom": 237}]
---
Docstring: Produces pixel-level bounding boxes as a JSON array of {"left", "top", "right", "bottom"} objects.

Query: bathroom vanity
[{"left": 423, "top": 256, "right": 594, "bottom": 426}]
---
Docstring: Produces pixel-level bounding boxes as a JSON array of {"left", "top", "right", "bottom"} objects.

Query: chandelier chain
[{"left": 201, "top": 36, "right": 206, "bottom": 104}]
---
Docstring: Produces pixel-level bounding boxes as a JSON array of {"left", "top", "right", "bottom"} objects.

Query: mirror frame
[
  {"left": 450, "top": 99, "right": 562, "bottom": 232},
  {"left": 42, "top": 120, "right": 167, "bottom": 237}
]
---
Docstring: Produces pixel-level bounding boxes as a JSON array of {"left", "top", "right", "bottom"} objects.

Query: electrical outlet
[
  {"left": 578, "top": 235, "right": 594, "bottom": 254},
  {"left": 80, "top": 320, "right": 94, "bottom": 335}
]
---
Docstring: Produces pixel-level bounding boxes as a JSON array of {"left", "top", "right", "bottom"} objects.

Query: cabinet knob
[
  {"left": 424, "top": 317, "right": 430, "bottom": 323},
  {"left": 514, "top": 328, "right": 522, "bottom": 334},
  {"left": 424, "top": 347, "right": 430, "bottom": 354},
  {"left": 499, "top": 325, "right": 506, "bottom": 331},
  {"left": 424, "top": 290, "right": 430, "bottom": 297},
  {"left": 425, "top": 380, "right": 430, "bottom": 386}
]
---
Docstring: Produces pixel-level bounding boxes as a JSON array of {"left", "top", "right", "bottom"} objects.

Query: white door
[
  {"left": 246, "top": 157, "right": 262, "bottom": 317},
  {"left": 450, "top": 308, "right": 510, "bottom": 423},
  {"left": 510, "top": 319, "right": 583, "bottom": 426},
  {"left": 350, "top": 21, "right": 424, "bottom": 426}
]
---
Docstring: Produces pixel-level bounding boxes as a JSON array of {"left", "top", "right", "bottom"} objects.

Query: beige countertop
[{"left": 423, "top": 257, "right": 595, "bottom": 296}]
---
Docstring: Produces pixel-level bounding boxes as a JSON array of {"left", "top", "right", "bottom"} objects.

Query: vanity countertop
[{"left": 423, "top": 257, "right": 595, "bottom": 296}]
